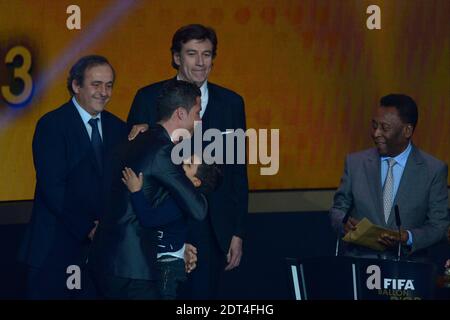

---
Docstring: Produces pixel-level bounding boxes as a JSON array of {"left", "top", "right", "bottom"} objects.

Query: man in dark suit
[
  {"left": 330, "top": 94, "right": 449, "bottom": 262},
  {"left": 89, "top": 80, "right": 208, "bottom": 299},
  {"left": 18, "top": 55, "right": 128, "bottom": 299},
  {"left": 127, "top": 24, "right": 248, "bottom": 299}
]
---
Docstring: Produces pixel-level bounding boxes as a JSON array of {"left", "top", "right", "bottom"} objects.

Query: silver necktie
[{"left": 382, "top": 158, "right": 396, "bottom": 223}]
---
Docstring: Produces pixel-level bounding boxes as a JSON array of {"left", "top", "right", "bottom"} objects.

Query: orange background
[{"left": 0, "top": 0, "right": 449, "bottom": 201}]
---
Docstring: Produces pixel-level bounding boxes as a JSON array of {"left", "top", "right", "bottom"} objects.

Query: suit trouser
[
  {"left": 180, "top": 219, "right": 227, "bottom": 300},
  {"left": 156, "top": 256, "right": 187, "bottom": 300},
  {"left": 26, "top": 264, "right": 97, "bottom": 300},
  {"left": 94, "top": 273, "right": 159, "bottom": 300}
]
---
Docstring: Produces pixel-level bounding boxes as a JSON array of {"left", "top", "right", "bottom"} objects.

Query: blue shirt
[
  {"left": 380, "top": 142, "right": 413, "bottom": 246},
  {"left": 380, "top": 142, "right": 411, "bottom": 197}
]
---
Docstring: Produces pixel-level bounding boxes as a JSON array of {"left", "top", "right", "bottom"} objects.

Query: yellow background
[{"left": 0, "top": 0, "right": 449, "bottom": 201}]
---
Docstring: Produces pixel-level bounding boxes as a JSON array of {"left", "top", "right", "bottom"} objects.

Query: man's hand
[
  {"left": 128, "top": 124, "right": 149, "bottom": 141},
  {"left": 225, "top": 236, "right": 243, "bottom": 271},
  {"left": 184, "top": 243, "right": 198, "bottom": 273},
  {"left": 88, "top": 220, "right": 99, "bottom": 241},
  {"left": 343, "top": 217, "right": 359, "bottom": 234},
  {"left": 377, "top": 230, "right": 408, "bottom": 248}
]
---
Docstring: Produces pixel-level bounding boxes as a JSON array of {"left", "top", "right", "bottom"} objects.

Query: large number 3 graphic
[{"left": 1, "top": 46, "right": 33, "bottom": 105}]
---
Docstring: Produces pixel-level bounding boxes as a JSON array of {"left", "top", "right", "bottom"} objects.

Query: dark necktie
[{"left": 88, "top": 118, "right": 103, "bottom": 172}]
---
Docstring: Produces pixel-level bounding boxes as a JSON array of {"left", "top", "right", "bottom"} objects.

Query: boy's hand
[{"left": 121, "top": 167, "right": 143, "bottom": 193}]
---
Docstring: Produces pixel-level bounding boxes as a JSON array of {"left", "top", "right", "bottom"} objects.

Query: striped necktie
[{"left": 382, "top": 158, "right": 396, "bottom": 223}]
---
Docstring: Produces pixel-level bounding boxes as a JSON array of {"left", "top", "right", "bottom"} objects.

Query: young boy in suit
[{"left": 121, "top": 156, "right": 222, "bottom": 299}]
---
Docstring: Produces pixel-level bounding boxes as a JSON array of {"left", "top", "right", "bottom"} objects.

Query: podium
[{"left": 286, "top": 256, "right": 437, "bottom": 300}]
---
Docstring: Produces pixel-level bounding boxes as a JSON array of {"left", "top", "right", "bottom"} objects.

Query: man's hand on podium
[
  {"left": 377, "top": 230, "right": 408, "bottom": 247},
  {"left": 344, "top": 217, "right": 359, "bottom": 234}
]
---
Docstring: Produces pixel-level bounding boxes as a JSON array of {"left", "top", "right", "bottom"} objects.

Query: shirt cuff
[{"left": 406, "top": 230, "right": 413, "bottom": 246}]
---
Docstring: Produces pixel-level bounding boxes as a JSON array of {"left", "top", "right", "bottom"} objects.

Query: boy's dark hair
[
  {"left": 156, "top": 80, "right": 201, "bottom": 122},
  {"left": 195, "top": 163, "right": 223, "bottom": 195},
  {"left": 67, "top": 55, "right": 115, "bottom": 95}
]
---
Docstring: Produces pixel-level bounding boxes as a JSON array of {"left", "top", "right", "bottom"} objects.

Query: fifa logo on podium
[{"left": 366, "top": 265, "right": 415, "bottom": 290}]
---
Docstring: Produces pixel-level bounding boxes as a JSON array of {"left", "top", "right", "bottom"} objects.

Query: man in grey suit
[{"left": 330, "top": 94, "right": 449, "bottom": 261}]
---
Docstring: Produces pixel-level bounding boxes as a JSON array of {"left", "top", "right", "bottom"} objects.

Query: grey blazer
[{"left": 330, "top": 145, "right": 449, "bottom": 257}]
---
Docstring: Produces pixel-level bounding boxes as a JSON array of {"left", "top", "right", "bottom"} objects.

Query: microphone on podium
[
  {"left": 394, "top": 205, "right": 402, "bottom": 261},
  {"left": 335, "top": 212, "right": 351, "bottom": 257}
]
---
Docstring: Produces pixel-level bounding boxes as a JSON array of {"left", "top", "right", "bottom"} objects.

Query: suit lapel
[
  {"left": 364, "top": 149, "right": 384, "bottom": 225},
  {"left": 201, "top": 83, "right": 218, "bottom": 130},
  {"left": 66, "top": 101, "right": 102, "bottom": 176},
  {"left": 389, "top": 145, "right": 423, "bottom": 226},
  {"left": 101, "top": 112, "right": 111, "bottom": 151},
  {"left": 66, "top": 101, "right": 92, "bottom": 152}
]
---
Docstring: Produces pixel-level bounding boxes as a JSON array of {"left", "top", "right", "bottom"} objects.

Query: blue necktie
[{"left": 88, "top": 118, "right": 103, "bottom": 172}]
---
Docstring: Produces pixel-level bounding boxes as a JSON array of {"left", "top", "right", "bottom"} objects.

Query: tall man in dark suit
[
  {"left": 90, "top": 80, "right": 208, "bottom": 299},
  {"left": 330, "top": 94, "right": 449, "bottom": 262},
  {"left": 18, "top": 55, "right": 128, "bottom": 299},
  {"left": 127, "top": 24, "right": 248, "bottom": 299}
]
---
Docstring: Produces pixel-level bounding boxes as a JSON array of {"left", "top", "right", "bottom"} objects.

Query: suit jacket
[
  {"left": 127, "top": 79, "right": 249, "bottom": 253},
  {"left": 89, "top": 125, "right": 208, "bottom": 280},
  {"left": 18, "top": 100, "right": 127, "bottom": 268},
  {"left": 330, "top": 145, "right": 449, "bottom": 259}
]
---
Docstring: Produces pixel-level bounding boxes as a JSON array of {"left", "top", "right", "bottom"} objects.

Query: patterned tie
[
  {"left": 88, "top": 118, "right": 103, "bottom": 172},
  {"left": 382, "top": 158, "right": 396, "bottom": 223}
]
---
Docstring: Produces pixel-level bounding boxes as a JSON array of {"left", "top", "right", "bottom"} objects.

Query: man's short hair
[
  {"left": 170, "top": 24, "right": 218, "bottom": 69},
  {"left": 67, "top": 55, "right": 115, "bottom": 95},
  {"left": 195, "top": 163, "right": 223, "bottom": 195},
  {"left": 156, "top": 80, "right": 201, "bottom": 121},
  {"left": 380, "top": 94, "right": 418, "bottom": 130}
]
